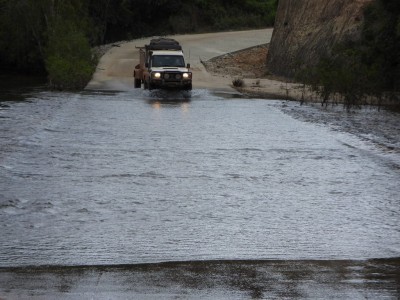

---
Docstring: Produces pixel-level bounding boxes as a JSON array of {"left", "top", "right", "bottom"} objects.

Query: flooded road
[{"left": 0, "top": 88, "right": 399, "bottom": 298}]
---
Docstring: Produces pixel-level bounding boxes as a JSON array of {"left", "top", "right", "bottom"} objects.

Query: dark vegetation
[
  {"left": 232, "top": 78, "right": 245, "bottom": 87},
  {"left": 297, "top": 0, "right": 400, "bottom": 107},
  {"left": 0, "top": 0, "right": 277, "bottom": 90}
]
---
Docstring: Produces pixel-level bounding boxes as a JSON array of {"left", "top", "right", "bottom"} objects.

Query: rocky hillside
[{"left": 266, "top": 0, "right": 373, "bottom": 78}]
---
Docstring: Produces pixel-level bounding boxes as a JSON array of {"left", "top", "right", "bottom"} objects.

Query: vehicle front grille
[{"left": 164, "top": 73, "right": 182, "bottom": 81}]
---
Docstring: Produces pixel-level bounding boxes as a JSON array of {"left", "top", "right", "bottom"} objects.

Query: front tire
[{"left": 145, "top": 80, "right": 154, "bottom": 90}]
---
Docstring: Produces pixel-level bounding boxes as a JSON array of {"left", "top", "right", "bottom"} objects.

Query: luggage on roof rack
[{"left": 146, "top": 38, "right": 182, "bottom": 51}]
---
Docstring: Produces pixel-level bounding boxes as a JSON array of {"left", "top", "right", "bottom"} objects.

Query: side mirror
[{"left": 187, "top": 63, "right": 190, "bottom": 69}]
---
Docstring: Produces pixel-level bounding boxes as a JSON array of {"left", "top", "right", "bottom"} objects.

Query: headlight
[
  {"left": 183, "top": 73, "right": 191, "bottom": 79},
  {"left": 152, "top": 72, "right": 161, "bottom": 79}
]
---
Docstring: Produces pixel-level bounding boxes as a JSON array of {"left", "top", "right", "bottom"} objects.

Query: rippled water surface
[{"left": 0, "top": 89, "right": 399, "bottom": 267}]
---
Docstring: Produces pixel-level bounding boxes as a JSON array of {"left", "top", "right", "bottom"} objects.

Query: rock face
[{"left": 266, "top": 0, "right": 373, "bottom": 78}]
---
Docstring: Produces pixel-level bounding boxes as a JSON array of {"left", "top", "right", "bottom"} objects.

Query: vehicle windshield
[{"left": 151, "top": 55, "right": 185, "bottom": 67}]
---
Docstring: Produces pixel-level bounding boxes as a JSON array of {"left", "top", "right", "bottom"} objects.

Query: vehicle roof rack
[{"left": 146, "top": 38, "right": 182, "bottom": 51}]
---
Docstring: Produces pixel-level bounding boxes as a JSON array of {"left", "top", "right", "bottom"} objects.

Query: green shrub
[
  {"left": 46, "top": 55, "right": 94, "bottom": 90},
  {"left": 46, "top": 22, "right": 96, "bottom": 90}
]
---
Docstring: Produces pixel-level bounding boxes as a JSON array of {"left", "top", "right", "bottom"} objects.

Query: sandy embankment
[{"left": 86, "top": 28, "right": 302, "bottom": 99}]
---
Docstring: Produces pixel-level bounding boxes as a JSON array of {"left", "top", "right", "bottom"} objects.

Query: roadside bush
[
  {"left": 46, "top": 24, "right": 96, "bottom": 90},
  {"left": 297, "top": 46, "right": 382, "bottom": 108},
  {"left": 232, "top": 78, "right": 245, "bottom": 87},
  {"left": 46, "top": 55, "right": 94, "bottom": 90}
]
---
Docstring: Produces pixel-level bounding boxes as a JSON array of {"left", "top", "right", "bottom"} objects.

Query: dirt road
[{"left": 86, "top": 29, "right": 273, "bottom": 92}]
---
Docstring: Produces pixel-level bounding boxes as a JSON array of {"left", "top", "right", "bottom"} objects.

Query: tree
[{"left": 0, "top": 0, "right": 47, "bottom": 73}]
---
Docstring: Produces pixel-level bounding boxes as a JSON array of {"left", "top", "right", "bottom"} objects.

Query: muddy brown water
[{"left": 0, "top": 86, "right": 399, "bottom": 298}]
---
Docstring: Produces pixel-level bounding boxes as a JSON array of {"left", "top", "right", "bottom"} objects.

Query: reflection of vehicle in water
[{"left": 133, "top": 38, "right": 192, "bottom": 91}]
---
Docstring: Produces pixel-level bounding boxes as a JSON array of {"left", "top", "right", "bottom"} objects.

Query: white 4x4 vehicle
[{"left": 134, "top": 38, "right": 192, "bottom": 90}]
